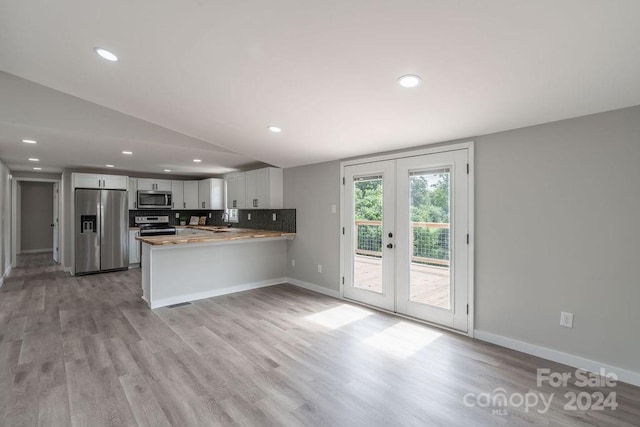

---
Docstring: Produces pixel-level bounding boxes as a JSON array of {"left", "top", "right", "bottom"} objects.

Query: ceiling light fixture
[
  {"left": 268, "top": 126, "right": 282, "bottom": 133},
  {"left": 33, "top": 167, "right": 42, "bottom": 171},
  {"left": 122, "top": 151, "right": 133, "bottom": 155},
  {"left": 193, "top": 159, "right": 202, "bottom": 163},
  {"left": 397, "top": 74, "right": 422, "bottom": 88},
  {"left": 28, "top": 158, "right": 39, "bottom": 162},
  {"left": 164, "top": 169, "right": 172, "bottom": 172},
  {"left": 94, "top": 47, "right": 119, "bottom": 62},
  {"left": 22, "top": 139, "right": 37, "bottom": 144},
  {"left": 105, "top": 164, "right": 114, "bottom": 168}
]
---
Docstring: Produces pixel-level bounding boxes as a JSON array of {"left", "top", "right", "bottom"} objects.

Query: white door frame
[
  {"left": 11, "top": 177, "right": 62, "bottom": 267},
  {"left": 340, "top": 141, "right": 475, "bottom": 337}
]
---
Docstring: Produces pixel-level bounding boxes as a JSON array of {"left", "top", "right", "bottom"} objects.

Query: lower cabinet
[{"left": 129, "top": 230, "right": 140, "bottom": 265}]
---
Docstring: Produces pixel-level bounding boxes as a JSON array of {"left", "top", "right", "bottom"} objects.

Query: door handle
[
  {"left": 388, "top": 232, "right": 393, "bottom": 238},
  {"left": 387, "top": 243, "right": 393, "bottom": 249}
]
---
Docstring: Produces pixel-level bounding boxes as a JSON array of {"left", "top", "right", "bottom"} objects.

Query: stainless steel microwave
[{"left": 137, "top": 191, "right": 172, "bottom": 209}]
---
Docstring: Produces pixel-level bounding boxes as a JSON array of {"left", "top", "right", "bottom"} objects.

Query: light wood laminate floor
[{"left": 1, "top": 253, "right": 639, "bottom": 426}]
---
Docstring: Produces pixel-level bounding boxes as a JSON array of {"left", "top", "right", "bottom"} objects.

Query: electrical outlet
[
  {"left": 272, "top": 213, "right": 277, "bottom": 221},
  {"left": 331, "top": 204, "right": 337, "bottom": 214},
  {"left": 560, "top": 312, "right": 574, "bottom": 328},
  {"left": 175, "top": 213, "right": 180, "bottom": 218},
  {"left": 291, "top": 259, "right": 295, "bottom": 267},
  {"left": 317, "top": 264, "right": 322, "bottom": 273},
  {"left": 248, "top": 213, "right": 251, "bottom": 220},
  {"left": 208, "top": 213, "right": 212, "bottom": 218}
]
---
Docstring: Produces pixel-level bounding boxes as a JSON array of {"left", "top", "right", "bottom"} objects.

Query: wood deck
[{"left": 354, "top": 255, "right": 450, "bottom": 308}]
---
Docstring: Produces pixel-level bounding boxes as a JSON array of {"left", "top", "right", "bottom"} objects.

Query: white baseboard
[
  {"left": 286, "top": 278, "right": 341, "bottom": 299},
  {"left": 20, "top": 248, "right": 53, "bottom": 254},
  {"left": 150, "top": 277, "right": 288, "bottom": 309},
  {"left": 0, "top": 265, "right": 12, "bottom": 289},
  {"left": 474, "top": 330, "right": 640, "bottom": 388}
]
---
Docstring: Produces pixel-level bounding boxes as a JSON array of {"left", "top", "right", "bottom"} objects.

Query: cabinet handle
[
  {"left": 253, "top": 199, "right": 258, "bottom": 207},
  {"left": 183, "top": 202, "right": 186, "bottom": 209},
  {"left": 233, "top": 200, "right": 236, "bottom": 208},
  {"left": 98, "top": 178, "right": 101, "bottom": 187},
  {"left": 202, "top": 202, "right": 205, "bottom": 209},
  {"left": 134, "top": 202, "right": 137, "bottom": 209}
]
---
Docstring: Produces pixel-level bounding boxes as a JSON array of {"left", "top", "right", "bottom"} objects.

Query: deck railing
[{"left": 355, "top": 220, "right": 450, "bottom": 267}]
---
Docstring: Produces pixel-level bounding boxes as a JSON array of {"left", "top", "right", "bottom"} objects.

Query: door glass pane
[
  {"left": 409, "top": 168, "right": 451, "bottom": 309},
  {"left": 353, "top": 175, "right": 383, "bottom": 293}
]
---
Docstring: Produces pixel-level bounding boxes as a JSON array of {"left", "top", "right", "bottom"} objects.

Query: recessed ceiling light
[
  {"left": 122, "top": 151, "right": 133, "bottom": 155},
  {"left": 33, "top": 167, "right": 42, "bottom": 171},
  {"left": 193, "top": 159, "right": 202, "bottom": 163},
  {"left": 268, "top": 126, "right": 282, "bottom": 133},
  {"left": 22, "top": 139, "right": 37, "bottom": 144},
  {"left": 397, "top": 74, "right": 422, "bottom": 88},
  {"left": 164, "top": 169, "right": 172, "bottom": 172},
  {"left": 94, "top": 47, "right": 119, "bottom": 62},
  {"left": 105, "top": 164, "right": 114, "bottom": 168},
  {"left": 28, "top": 158, "right": 39, "bottom": 162}
]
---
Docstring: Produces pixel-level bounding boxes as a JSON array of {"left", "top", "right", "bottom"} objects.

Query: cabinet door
[
  {"left": 245, "top": 170, "right": 258, "bottom": 208},
  {"left": 155, "top": 179, "right": 172, "bottom": 191},
  {"left": 198, "top": 179, "right": 210, "bottom": 209},
  {"left": 102, "top": 174, "right": 128, "bottom": 190},
  {"left": 225, "top": 173, "right": 246, "bottom": 209},
  {"left": 73, "top": 173, "right": 102, "bottom": 189},
  {"left": 137, "top": 178, "right": 154, "bottom": 191},
  {"left": 256, "top": 168, "right": 270, "bottom": 208},
  {"left": 184, "top": 181, "right": 199, "bottom": 209},
  {"left": 128, "top": 178, "right": 138, "bottom": 209},
  {"left": 129, "top": 231, "right": 140, "bottom": 264},
  {"left": 171, "top": 181, "right": 184, "bottom": 210}
]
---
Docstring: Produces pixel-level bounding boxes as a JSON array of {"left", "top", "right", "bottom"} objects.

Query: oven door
[{"left": 137, "top": 191, "right": 172, "bottom": 209}]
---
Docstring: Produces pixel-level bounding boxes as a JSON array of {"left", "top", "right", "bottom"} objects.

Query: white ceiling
[{"left": 1, "top": 1, "right": 640, "bottom": 174}]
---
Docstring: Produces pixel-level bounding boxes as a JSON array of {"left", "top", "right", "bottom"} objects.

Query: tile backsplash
[{"left": 129, "top": 208, "right": 296, "bottom": 233}]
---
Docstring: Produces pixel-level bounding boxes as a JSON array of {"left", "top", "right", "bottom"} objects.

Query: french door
[{"left": 343, "top": 149, "right": 470, "bottom": 332}]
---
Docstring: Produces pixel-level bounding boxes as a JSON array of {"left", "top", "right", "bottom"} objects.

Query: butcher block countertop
[{"left": 136, "top": 226, "right": 296, "bottom": 246}]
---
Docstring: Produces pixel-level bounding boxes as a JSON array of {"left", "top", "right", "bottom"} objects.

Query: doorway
[
  {"left": 341, "top": 144, "right": 473, "bottom": 333},
  {"left": 11, "top": 177, "right": 61, "bottom": 266}
]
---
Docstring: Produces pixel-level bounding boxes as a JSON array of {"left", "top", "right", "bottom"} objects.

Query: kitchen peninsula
[{"left": 137, "top": 226, "right": 295, "bottom": 308}]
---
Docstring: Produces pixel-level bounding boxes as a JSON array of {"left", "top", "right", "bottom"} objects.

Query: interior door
[
  {"left": 343, "top": 160, "right": 395, "bottom": 311},
  {"left": 53, "top": 183, "right": 59, "bottom": 263},
  {"left": 396, "top": 151, "right": 469, "bottom": 331}
]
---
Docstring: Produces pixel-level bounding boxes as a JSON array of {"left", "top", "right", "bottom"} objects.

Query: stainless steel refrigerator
[{"left": 75, "top": 189, "right": 128, "bottom": 275}]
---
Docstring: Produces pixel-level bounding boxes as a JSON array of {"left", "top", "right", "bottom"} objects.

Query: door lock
[{"left": 387, "top": 243, "right": 393, "bottom": 249}]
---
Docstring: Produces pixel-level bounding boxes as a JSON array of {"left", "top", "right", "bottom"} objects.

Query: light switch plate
[
  {"left": 272, "top": 213, "right": 277, "bottom": 221},
  {"left": 248, "top": 213, "right": 251, "bottom": 220}
]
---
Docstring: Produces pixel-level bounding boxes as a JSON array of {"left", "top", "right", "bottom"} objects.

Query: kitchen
[{"left": 70, "top": 167, "right": 296, "bottom": 308}]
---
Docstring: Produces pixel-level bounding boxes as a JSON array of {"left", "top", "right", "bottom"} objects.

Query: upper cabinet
[
  {"left": 225, "top": 172, "right": 246, "bottom": 209},
  {"left": 244, "top": 167, "right": 283, "bottom": 209},
  {"left": 73, "top": 173, "right": 128, "bottom": 190},
  {"left": 171, "top": 181, "right": 184, "bottom": 210},
  {"left": 183, "top": 181, "right": 199, "bottom": 209},
  {"left": 128, "top": 178, "right": 138, "bottom": 209},
  {"left": 137, "top": 178, "right": 171, "bottom": 191},
  {"left": 198, "top": 178, "right": 224, "bottom": 210}
]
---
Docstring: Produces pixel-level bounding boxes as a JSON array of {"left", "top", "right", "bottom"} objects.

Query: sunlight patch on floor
[
  {"left": 305, "top": 304, "right": 373, "bottom": 329},
  {"left": 363, "top": 321, "right": 442, "bottom": 358}
]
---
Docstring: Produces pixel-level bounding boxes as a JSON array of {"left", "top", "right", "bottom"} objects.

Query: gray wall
[
  {"left": 283, "top": 105, "right": 640, "bottom": 375},
  {"left": 19, "top": 181, "right": 54, "bottom": 252},
  {"left": 0, "top": 160, "right": 11, "bottom": 279},
  {"left": 284, "top": 161, "right": 341, "bottom": 292}
]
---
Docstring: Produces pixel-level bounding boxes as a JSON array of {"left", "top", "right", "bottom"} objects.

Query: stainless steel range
[{"left": 135, "top": 216, "right": 176, "bottom": 236}]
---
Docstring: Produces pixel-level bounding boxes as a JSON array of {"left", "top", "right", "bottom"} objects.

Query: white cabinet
[
  {"left": 198, "top": 178, "right": 224, "bottom": 209},
  {"left": 73, "top": 173, "right": 128, "bottom": 190},
  {"left": 184, "top": 181, "right": 199, "bottom": 209},
  {"left": 129, "top": 230, "right": 140, "bottom": 265},
  {"left": 225, "top": 172, "right": 246, "bottom": 209},
  {"left": 128, "top": 178, "right": 138, "bottom": 210},
  {"left": 244, "top": 167, "right": 283, "bottom": 209},
  {"left": 137, "top": 178, "right": 171, "bottom": 191},
  {"left": 171, "top": 181, "right": 184, "bottom": 210}
]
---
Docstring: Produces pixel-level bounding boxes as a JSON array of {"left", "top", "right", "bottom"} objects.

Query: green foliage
[{"left": 354, "top": 173, "right": 450, "bottom": 262}]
